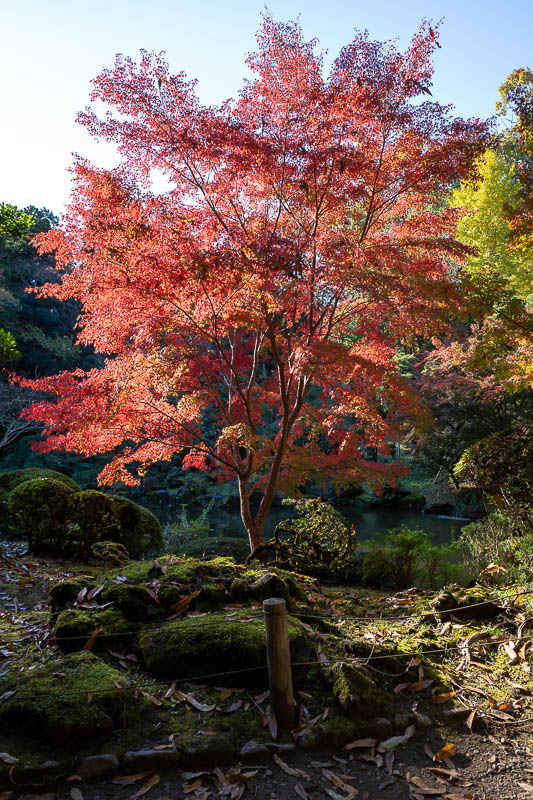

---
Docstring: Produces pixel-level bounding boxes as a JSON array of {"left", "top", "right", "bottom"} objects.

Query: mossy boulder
[
  {"left": 431, "top": 585, "right": 500, "bottom": 620},
  {"left": 49, "top": 576, "right": 96, "bottom": 616},
  {"left": 329, "top": 662, "right": 389, "bottom": 717},
  {"left": 55, "top": 607, "right": 132, "bottom": 653},
  {"left": 100, "top": 583, "right": 165, "bottom": 622},
  {"left": 137, "top": 610, "right": 311, "bottom": 685},
  {"left": 0, "top": 652, "right": 140, "bottom": 743}
]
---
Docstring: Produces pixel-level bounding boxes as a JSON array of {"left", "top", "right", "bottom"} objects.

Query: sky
[{"left": 1, "top": 0, "right": 532, "bottom": 215}]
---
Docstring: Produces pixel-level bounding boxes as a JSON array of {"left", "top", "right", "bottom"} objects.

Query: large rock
[
  {"left": 137, "top": 610, "right": 310, "bottom": 685},
  {"left": 329, "top": 662, "right": 389, "bottom": 718},
  {"left": 0, "top": 652, "right": 143, "bottom": 743}
]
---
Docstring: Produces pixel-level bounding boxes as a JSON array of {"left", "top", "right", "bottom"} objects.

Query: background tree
[{"left": 21, "top": 17, "right": 487, "bottom": 551}]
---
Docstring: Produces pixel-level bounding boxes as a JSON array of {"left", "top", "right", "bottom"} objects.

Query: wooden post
[{"left": 263, "top": 597, "right": 296, "bottom": 730}]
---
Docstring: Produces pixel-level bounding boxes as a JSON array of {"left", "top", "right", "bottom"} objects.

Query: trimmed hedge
[
  {"left": 74, "top": 490, "right": 121, "bottom": 560},
  {"left": 8, "top": 478, "right": 77, "bottom": 554},
  {"left": 0, "top": 468, "right": 80, "bottom": 493},
  {"left": 113, "top": 495, "right": 163, "bottom": 558}
]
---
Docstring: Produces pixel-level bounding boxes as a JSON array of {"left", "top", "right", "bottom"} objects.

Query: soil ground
[{"left": 3, "top": 538, "right": 533, "bottom": 800}]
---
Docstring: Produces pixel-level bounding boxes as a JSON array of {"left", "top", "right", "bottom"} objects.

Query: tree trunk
[{"left": 238, "top": 476, "right": 264, "bottom": 552}]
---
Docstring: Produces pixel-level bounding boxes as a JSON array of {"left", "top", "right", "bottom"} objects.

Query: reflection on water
[{"left": 144, "top": 497, "right": 470, "bottom": 545}]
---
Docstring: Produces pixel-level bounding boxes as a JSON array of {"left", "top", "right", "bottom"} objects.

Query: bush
[
  {"left": 250, "top": 498, "right": 358, "bottom": 579},
  {"left": 90, "top": 540, "right": 129, "bottom": 565},
  {"left": 362, "top": 525, "right": 458, "bottom": 590},
  {"left": 164, "top": 500, "right": 214, "bottom": 554},
  {"left": 113, "top": 496, "right": 163, "bottom": 558},
  {"left": 0, "top": 468, "right": 80, "bottom": 493},
  {"left": 459, "top": 511, "right": 533, "bottom": 585},
  {"left": 8, "top": 478, "right": 77, "bottom": 554},
  {"left": 73, "top": 490, "right": 121, "bottom": 560}
]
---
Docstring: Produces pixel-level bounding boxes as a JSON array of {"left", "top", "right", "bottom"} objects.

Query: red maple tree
[{"left": 19, "top": 17, "right": 487, "bottom": 550}]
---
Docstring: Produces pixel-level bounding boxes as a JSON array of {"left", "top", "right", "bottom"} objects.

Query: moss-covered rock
[
  {"left": 55, "top": 607, "right": 132, "bottom": 653},
  {"left": 100, "top": 583, "right": 165, "bottom": 622},
  {"left": 329, "top": 662, "right": 389, "bottom": 717},
  {"left": 137, "top": 610, "right": 311, "bottom": 685},
  {"left": 180, "top": 536, "right": 250, "bottom": 562},
  {"left": 430, "top": 585, "right": 500, "bottom": 620},
  {"left": 49, "top": 576, "right": 96, "bottom": 616},
  {"left": 0, "top": 652, "right": 140, "bottom": 743}
]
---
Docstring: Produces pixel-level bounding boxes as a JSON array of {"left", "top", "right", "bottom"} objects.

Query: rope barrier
[
  {"left": 2, "top": 631, "right": 531, "bottom": 702},
  {"left": 1, "top": 586, "right": 532, "bottom": 645}
]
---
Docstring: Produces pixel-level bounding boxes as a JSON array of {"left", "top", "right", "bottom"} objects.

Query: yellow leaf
[
  {"left": 130, "top": 774, "right": 160, "bottom": 798},
  {"left": 435, "top": 743, "right": 456, "bottom": 761}
]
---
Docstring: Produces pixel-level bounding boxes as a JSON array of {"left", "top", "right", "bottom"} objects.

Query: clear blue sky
[{"left": 1, "top": 0, "right": 531, "bottom": 215}]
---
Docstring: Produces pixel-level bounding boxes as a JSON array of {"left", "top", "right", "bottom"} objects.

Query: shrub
[
  {"left": 8, "top": 478, "right": 77, "bottom": 554},
  {"left": 73, "top": 490, "right": 121, "bottom": 560},
  {"left": 113, "top": 496, "right": 163, "bottom": 558},
  {"left": 249, "top": 498, "right": 358, "bottom": 579},
  {"left": 362, "top": 525, "right": 458, "bottom": 590},
  {"left": 0, "top": 468, "right": 80, "bottom": 493},
  {"left": 164, "top": 500, "right": 214, "bottom": 554},
  {"left": 90, "top": 540, "right": 129, "bottom": 565},
  {"left": 459, "top": 511, "right": 533, "bottom": 585}
]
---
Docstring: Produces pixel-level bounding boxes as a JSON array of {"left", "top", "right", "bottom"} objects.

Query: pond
[{"left": 144, "top": 496, "right": 471, "bottom": 546}]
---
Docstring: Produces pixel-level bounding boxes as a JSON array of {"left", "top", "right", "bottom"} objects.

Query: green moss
[
  {"left": 330, "top": 662, "right": 390, "bottom": 717},
  {"left": 74, "top": 490, "right": 121, "bottom": 559},
  {"left": 112, "top": 496, "right": 163, "bottom": 558},
  {"left": 55, "top": 607, "right": 132, "bottom": 653},
  {"left": 0, "top": 652, "right": 142, "bottom": 743},
  {"left": 109, "top": 560, "right": 158, "bottom": 584}
]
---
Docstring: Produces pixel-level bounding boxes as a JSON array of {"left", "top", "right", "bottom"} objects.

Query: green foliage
[
  {"left": 452, "top": 149, "right": 532, "bottom": 303},
  {"left": 0, "top": 203, "right": 34, "bottom": 238},
  {"left": 164, "top": 499, "right": 214, "bottom": 554},
  {"left": 362, "top": 525, "right": 459, "bottom": 590},
  {"left": 112, "top": 495, "right": 163, "bottom": 558},
  {"left": 0, "top": 328, "right": 19, "bottom": 363},
  {"left": 8, "top": 478, "right": 77, "bottom": 554},
  {"left": 73, "top": 490, "right": 121, "bottom": 559},
  {"left": 455, "top": 426, "right": 533, "bottom": 524},
  {"left": 459, "top": 511, "right": 533, "bottom": 585}
]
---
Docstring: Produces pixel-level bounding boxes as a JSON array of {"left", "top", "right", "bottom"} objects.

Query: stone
[
  {"left": 414, "top": 713, "right": 433, "bottom": 728},
  {"left": 137, "top": 610, "right": 309, "bottom": 684},
  {"left": 77, "top": 754, "right": 120, "bottom": 779},
  {"left": 122, "top": 748, "right": 181, "bottom": 773},
  {"left": 248, "top": 572, "right": 290, "bottom": 603},
  {"left": 368, "top": 717, "right": 393, "bottom": 739},
  {"left": 424, "top": 502, "right": 453, "bottom": 516},
  {"left": 239, "top": 740, "right": 272, "bottom": 762},
  {"left": 393, "top": 712, "right": 416, "bottom": 732},
  {"left": 10, "top": 760, "right": 63, "bottom": 785},
  {"left": 181, "top": 735, "right": 235, "bottom": 769}
]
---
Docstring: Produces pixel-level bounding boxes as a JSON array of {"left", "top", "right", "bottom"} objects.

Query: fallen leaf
[
  {"left": 273, "top": 754, "right": 310, "bottom": 779},
  {"left": 130, "top": 774, "right": 160, "bottom": 798},
  {"left": 87, "top": 584, "right": 104, "bottom": 601},
  {"left": 266, "top": 705, "right": 278, "bottom": 740},
  {"left": 465, "top": 710, "right": 477, "bottom": 732},
  {"left": 70, "top": 788, "right": 84, "bottom": 800},
  {"left": 175, "top": 691, "right": 216, "bottom": 713},
  {"left": 428, "top": 767, "right": 460, "bottom": 781},
  {"left": 82, "top": 629, "right": 101, "bottom": 652},
  {"left": 0, "top": 754, "right": 17, "bottom": 765},
  {"left": 113, "top": 773, "right": 151, "bottom": 785},
  {"left": 408, "top": 775, "right": 445, "bottom": 795},
  {"left": 435, "top": 743, "right": 456, "bottom": 761},
  {"left": 294, "top": 784, "right": 310, "bottom": 800},
  {"left": 345, "top": 737, "right": 376, "bottom": 750},
  {"left": 385, "top": 750, "right": 394, "bottom": 774},
  {"left": 377, "top": 725, "right": 415, "bottom": 753},
  {"left": 408, "top": 679, "right": 434, "bottom": 692},
  {"left": 221, "top": 700, "right": 243, "bottom": 713},
  {"left": 431, "top": 691, "right": 455, "bottom": 704}
]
